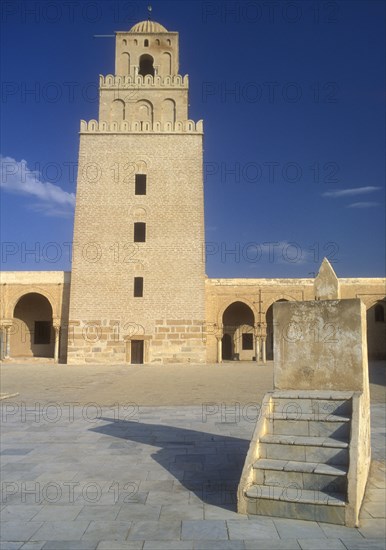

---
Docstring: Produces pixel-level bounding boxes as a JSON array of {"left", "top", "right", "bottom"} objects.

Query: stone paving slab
[
  {"left": 341, "top": 541, "right": 386, "bottom": 550},
  {"left": 0, "top": 543, "right": 24, "bottom": 550},
  {"left": 0, "top": 522, "right": 43, "bottom": 542},
  {"left": 193, "top": 541, "right": 245, "bottom": 549},
  {"left": 357, "top": 518, "right": 386, "bottom": 539},
  {"left": 20, "top": 543, "right": 46, "bottom": 550},
  {"left": 181, "top": 519, "right": 228, "bottom": 540},
  {"left": 95, "top": 544, "right": 143, "bottom": 550},
  {"left": 273, "top": 518, "right": 328, "bottom": 539},
  {"left": 244, "top": 541, "right": 302, "bottom": 550},
  {"left": 30, "top": 521, "right": 91, "bottom": 541},
  {"left": 126, "top": 521, "right": 181, "bottom": 541},
  {"left": 41, "top": 542, "right": 97, "bottom": 550},
  {"left": 227, "top": 518, "right": 279, "bottom": 540},
  {"left": 143, "top": 542, "right": 193, "bottom": 550},
  {"left": 318, "top": 522, "right": 367, "bottom": 540},
  {"left": 297, "top": 538, "right": 347, "bottom": 549}
]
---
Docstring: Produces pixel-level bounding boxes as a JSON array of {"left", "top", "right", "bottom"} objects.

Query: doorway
[
  {"left": 222, "top": 333, "right": 232, "bottom": 360},
  {"left": 131, "top": 340, "right": 144, "bottom": 364},
  {"left": 222, "top": 301, "right": 255, "bottom": 360},
  {"left": 11, "top": 292, "right": 54, "bottom": 358}
]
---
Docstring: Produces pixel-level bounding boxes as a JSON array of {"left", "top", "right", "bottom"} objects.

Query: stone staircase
[{"left": 238, "top": 390, "right": 356, "bottom": 524}]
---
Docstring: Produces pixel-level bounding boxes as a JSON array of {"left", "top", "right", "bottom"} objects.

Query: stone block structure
[{"left": 238, "top": 296, "right": 371, "bottom": 526}]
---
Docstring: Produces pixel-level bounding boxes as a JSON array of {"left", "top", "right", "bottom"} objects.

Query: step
[
  {"left": 271, "top": 390, "right": 354, "bottom": 400},
  {"left": 267, "top": 413, "right": 351, "bottom": 439},
  {"left": 246, "top": 484, "right": 346, "bottom": 505},
  {"left": 244, "top": 484, "right": 346, "bottom": 524},
  {"left": 253, "top": 459, "right": 347, "bottom": 474},
  {"left": 259, "top": 436, "right": 349, "bottom": 464},
  {"left": 268, "top": 412, "right": 350, "bottom": 422},
  {"left": 252, "top": 459, "right": 347, "bottom": 491},
  {"left": 260, "top": 435, "right": 348, "bottom": 448},
  {"left": 271, "top": 397, "right": 352, "bottom": 417}
]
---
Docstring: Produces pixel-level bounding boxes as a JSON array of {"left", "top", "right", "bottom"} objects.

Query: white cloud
[
  {"left": 26, "top": 202, "right": 75, "bottom": 218},
  {"left": 0, "top": 155, "right": 75, "bottom": 216},
  {"left": 322, "top": 186, "right": 381, "bottom": 198},
  {"left": 346, "top": 201, "right": 380, "bottom": 209}
]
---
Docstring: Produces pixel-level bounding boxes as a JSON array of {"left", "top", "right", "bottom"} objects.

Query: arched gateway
[
  {"left": 222, "top": 301, "right": 255, "bottom": 361},
  {"left": 11, "top": 293, "right": 55, "bottom": 359}
]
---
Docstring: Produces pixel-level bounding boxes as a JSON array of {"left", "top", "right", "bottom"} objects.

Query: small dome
[{"left": 129, "top": 20, "right": 168, "bottom": 33}]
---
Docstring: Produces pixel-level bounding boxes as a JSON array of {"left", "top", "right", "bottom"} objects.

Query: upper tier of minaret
[
  {"left": 91, "top": 19, "right": 201, "bottom": 131},
  {"left": 115, "top": 20, "right": 179, "bottom": 78}
]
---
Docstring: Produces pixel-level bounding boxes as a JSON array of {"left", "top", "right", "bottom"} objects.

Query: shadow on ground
[
  {"left": 91, "top": 418, "right": 249, "bottom": 510},
  {"left": 369, "top": 361, "right": 386, "bottom": 388}
]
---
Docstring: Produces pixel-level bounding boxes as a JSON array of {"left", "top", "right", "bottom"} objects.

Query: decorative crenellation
[
  {"left": 80, "top": 119, "right": 203, "bottom": 134},
  {"left": 100, "top": 74, "right": 188, "bottom": 89}
]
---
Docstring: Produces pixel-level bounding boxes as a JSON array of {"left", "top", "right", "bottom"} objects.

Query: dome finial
[{"left": 147, "top": 5, "right": 152, "bottom": 21}]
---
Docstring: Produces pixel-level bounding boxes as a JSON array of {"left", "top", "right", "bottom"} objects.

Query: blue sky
[{"left": 1, "top": 0, "right": 385, "bottom": 278}]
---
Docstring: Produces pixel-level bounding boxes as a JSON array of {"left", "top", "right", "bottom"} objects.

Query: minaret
[{"left": 67, "top": 20, "right": 206, "bottom": 364}]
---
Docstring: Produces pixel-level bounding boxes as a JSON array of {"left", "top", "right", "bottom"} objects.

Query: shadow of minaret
[{"left": 90, "top": 417, "right": 249, "bottom": 510}]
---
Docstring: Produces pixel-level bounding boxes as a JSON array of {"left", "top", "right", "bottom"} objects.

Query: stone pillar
[
  {"left": 261, "top": 337, "right": 266, "bottom": 363},
  {"left": 216, "top": 336, "right": 222, "bottom": 364},
  {"left": 53, "top": 325, "right": 60, "bottom": 363},
  {"left": 254, "top": 324, "right": 262, "bottom": 363},
  {"left": 4, "top": 324, "right": 12, "bottom": 359},
  {"left": 255, "top": 336, "right": 260, "bottom": 362},
  {"left": 144, "top": 339, "right": 150, "bottom": 364},
  {"left": 125, "top": 338, "right": 131, "bottom": 363}
]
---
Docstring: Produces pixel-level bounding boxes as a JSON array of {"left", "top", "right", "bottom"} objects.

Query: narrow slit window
[
  {"left": 135, "top": 174, "right": 147, "bottom": 195},
  {"left": 134, "top": 222, "right": 146, "bottom": 242},
  {"left": 134, "top": 277, "right": 143, "bottom": 297}
]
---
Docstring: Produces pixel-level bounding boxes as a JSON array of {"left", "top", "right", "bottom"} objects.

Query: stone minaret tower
[{"left": 67, "top": 20, "right": 206, "bottom": 364}]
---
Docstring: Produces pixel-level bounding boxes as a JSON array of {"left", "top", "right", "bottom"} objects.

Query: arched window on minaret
[
  {"left": 110, "top": 99, "right": 126, "bottom": 121},
  {"left": 136, "top": 100, "right": 153, "bottom": 126},
  {"left": 144, "top": 39, "right": 149, "bottom": 47},
  {"left": 161, "top": 98, "right": 176, "bottom": 125},
  {"left": 139, "top": 54, "right": 155, "bottom": 77},
  {"left": 122, "top": 52, "right": 130, "bottom": 75},
  {"left": 161, "top": 52, "right": 172, "bottom": 75}
]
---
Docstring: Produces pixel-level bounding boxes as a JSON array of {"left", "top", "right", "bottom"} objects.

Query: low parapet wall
[{"left": 273, "top": 299, "right": 369, "bottom": 393}]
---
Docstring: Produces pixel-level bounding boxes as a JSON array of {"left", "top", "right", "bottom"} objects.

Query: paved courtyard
[{"left": 0, "top": 361, "right": 385, "bottom": 549}]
